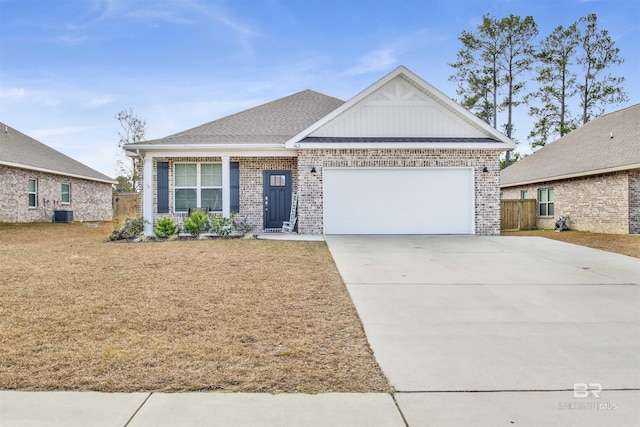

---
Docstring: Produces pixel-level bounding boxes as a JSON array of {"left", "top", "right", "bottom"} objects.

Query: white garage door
[{"left": 323, "top": 168, "right": 475, "bottom": 234}]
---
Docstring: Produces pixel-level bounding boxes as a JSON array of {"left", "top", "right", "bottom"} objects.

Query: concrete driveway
[{"left": 326, "top": 235, "right": 640, "bottom": 426}]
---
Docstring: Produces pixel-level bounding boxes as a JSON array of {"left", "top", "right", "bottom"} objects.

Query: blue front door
[{"left": 263, "top": 170, "right": 292, "bottom": 229}]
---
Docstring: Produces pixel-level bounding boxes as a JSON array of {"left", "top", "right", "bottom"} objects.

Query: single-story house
[
  {"left": 0, "top": 122, "right": 116, "bottom": 223},
  {"left": 501, "top": 104, "right": 640, "bottom": 234},
  {"left": 125, "top": 66, "right": 515, "bottom": 236}
]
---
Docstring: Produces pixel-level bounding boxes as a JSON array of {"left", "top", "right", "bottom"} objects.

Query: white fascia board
[
  {"left": 123, "top": 144, "right": 297, "bottom": 158},
  {"left": 285, "top": 65, "right": 516, "bottom": 149},
  {"left": 292, "top": 142, "right": 511, "bottom": 151},
  {"left": 500, "top": 163, "right": 640, "bottom": 188},
  {"left": 0, "top": 160, "right": 117, "bottom": 184},
  {"left": 123, "top": 143, "right": 285, "bottom": 150}
]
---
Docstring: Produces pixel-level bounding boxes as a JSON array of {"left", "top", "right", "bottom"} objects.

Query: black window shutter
[
  {"left": 157, "top": 162, "right": 169, "bottom": 213},
  {"left": 230, "top": 162, "right": 240, "bottom": 213}
]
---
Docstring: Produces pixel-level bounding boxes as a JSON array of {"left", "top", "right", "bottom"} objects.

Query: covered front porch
[{"left": 134, "top": 149, "right": 298, "bottom": 236}]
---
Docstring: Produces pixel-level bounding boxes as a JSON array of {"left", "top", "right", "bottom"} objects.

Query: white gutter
[
  {"left": 123, "top": 143, "right": 286, "bottom": 151},
  {"left": 0, "top": 160, "right": 117, "bottom": 184},
  {"left": 124, "top": 149, "right": 142, "bottom": 158},
  {"left": 291, "top": 142, "right": 511, "bottom": 150},
  {"left": 501, "top": 163, "right": 640, "bottom": 188}
]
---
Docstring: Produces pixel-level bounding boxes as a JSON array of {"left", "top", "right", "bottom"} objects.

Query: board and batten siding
[{"left": 309, "top": 76, "right": 479, "bottom": 138}]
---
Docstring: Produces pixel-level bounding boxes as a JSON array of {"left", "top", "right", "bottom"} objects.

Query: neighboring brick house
[
  {"left": 125, "top": 66, "right": 514, "bottom": 236},
  {"left": 0, "top": 122, "right": 116, "bottom": 223},
  {"left": 501, "top": 104, "right": 640, "bottom": 234}
]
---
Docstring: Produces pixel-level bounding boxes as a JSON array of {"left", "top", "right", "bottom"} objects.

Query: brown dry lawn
[
  {"left": 501, "top": 229, "right": 640, "bottom": 259},
  {"left": 0, "top": 222, "right": 391, "bottom": 393}
]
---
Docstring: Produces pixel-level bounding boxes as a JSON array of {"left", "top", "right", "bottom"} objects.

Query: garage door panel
[{"left": 323, "top": 168, "right": 474, "bottom": 234}]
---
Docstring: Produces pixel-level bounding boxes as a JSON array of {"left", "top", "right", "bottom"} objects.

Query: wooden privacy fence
[
  {"left": 112, "top": 192, "right": 139, "bottom": 218},
  {"left": 500, "top": 199, "right": 537, "bottom": 230}
]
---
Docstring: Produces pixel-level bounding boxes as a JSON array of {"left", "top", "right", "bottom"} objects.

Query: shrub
[
  {"left": 183, "top": 210, "right": 210, "bottom": 236},
  {"left": 210, "top": 212, "right": 237, "bottom": 238},
  {"left": 155, "top": 217, "right": 178, "bottom": 238},
  {"left": 233, "top": 215, "right": 253, "bottom": 236},
  {"left": 109, "top": 215, "right": 145, "bottom": 241}
]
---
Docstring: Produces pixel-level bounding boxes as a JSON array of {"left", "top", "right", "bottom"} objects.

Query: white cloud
[
  {"left": 343, "top": 29, "right": 431, "bottom": 76},
  {"left": 2, "top": 87, "right": 61, "bottom": 107},
  {"left": 343, "top": 48, "right": 398, "bottom": 76},
  {"left": 0, "top": 84, "right": 117, "bottom": 110},
  {"left": 0, "top": 87, "right": 26, "bottom": 102},
  {"left": 56, "top": 35, "right": 91, "bottom": 45},
  {"left": 100, "top": 0, "right": 259, "bottom": 39},
  {"left": 85, "top": 95, "right": 116, "bottom": 109},
  {"left": 29, "top": 126, "right": 90, "bottom": 140}
]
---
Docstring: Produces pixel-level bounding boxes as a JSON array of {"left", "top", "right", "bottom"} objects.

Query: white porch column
[
  {"left": 143, "top": 154, "right": 154, "bottom": 236},
  {"left": 221, "top": 155, "right": 230, "bottom": 217}
]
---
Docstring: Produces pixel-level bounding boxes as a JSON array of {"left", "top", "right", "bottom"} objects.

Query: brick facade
[
  {"left": 501, "top": 169, "right": 639, "bottom": 234},
  {"left": 296, "top": 149, "right": 501, "bottom": 235},
  {"left": 234, "top": 157, "right": 298, "bottom": 230},
  {"left": 628, "top": 169, "right": 639, "bottom": 234},
  {"left": 144, "top": 150, "right": 501, "bottom": 235},
  {"left": 0, "top": 164, "right": 113, "bottom": 222},
  {"left": 147, "top": 157, "right": 298, "bottom": 232}
]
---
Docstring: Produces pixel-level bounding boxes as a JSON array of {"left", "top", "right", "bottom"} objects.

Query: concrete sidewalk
[
  {"left": 3, "top": 390, "right": 640, "bottom": 426},
  {"left": 0, "top": 392, "right": 405, "bottom": 427}
]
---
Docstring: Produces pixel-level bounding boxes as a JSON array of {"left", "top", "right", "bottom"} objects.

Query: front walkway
[{"left": 255, "top": 232, "right": 324, "bottom": 241}]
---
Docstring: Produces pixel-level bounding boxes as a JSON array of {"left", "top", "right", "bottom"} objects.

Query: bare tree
[{"left": 115, "top": 109, "right": 147, "bottom": 192}]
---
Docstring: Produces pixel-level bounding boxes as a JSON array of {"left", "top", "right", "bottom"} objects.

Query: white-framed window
[
  {"left": 61, "top": 183, "right": 71, "bottom": 204},
  {"left": 174, "top": 163, "right": 222, "bottom": 212},
  {"left": 28, "top": 179, "right": 38, "bottom": 208},
  {"left": 521, "top": 190, "right": 528, "bottom": 199},
  {"left": 538, "top": 188, "right": 554, "bottom": 217}
]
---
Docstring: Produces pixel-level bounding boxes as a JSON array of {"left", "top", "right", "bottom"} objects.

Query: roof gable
[
  {"left": 501, "top": 104, "right": 640, "bottom": 187},
  {"left": 286, "top": 66, "right": 515, "bottom": 149},
  {"left": 310, "top": 75, "right": 483, "bottom": 138},
  {"left": 0, "top": 123, "right": 115, "bottom": 184}
]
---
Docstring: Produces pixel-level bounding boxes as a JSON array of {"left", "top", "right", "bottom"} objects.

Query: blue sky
[{"left": 1, "top": 0, "right": 638, "bottom": 178}]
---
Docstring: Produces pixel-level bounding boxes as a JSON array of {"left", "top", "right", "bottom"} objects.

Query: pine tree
[
  {"left": 576, "top": 14, "right": 628, "bottom": 124},
  {"left": 449, "top": 14, "right": 537, "bottom": 164},
  {"left": 528, "top": 23, "right": 579, "bottom": 148}
]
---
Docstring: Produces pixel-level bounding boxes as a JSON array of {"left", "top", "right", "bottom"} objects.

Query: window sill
[{"left": 174, "top": 211, "right": 223, "bottom": 214}]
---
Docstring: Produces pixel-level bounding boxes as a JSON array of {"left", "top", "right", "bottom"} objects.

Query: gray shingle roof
[
  {"left": 137, "top": 90, "right": 345, "bottom": 146},
  {"left": 501, "top": 104, "right": 640, "bottom": 187},
  {"left": 0, "top": 122, "right": 115, "bottom": 184}
]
